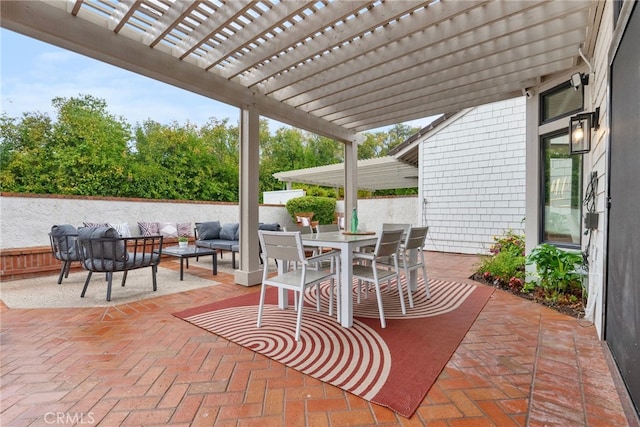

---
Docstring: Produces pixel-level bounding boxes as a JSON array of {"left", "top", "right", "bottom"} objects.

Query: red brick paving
[{"left": 0, "top": 252, "right": 634, "bottom": 426}]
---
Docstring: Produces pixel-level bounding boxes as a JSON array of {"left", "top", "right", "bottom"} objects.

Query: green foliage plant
[
  {"left": 2, "top": 95, "right": 420, "bottom": 201},
  {"left": 476, "top": 230, "right": 525, "bottom": 291},
  {"left": 525, "top": 243, "right": 583, "bottom": 302},
  {"left": 285, "top": 196, "right": 336, "bottom": 225}
]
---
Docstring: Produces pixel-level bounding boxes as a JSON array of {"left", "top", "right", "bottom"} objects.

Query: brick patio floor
[{"left": 1, "top": 252, "right": 635, "bottom": 426}]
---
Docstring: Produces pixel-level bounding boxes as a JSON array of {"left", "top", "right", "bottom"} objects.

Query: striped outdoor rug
[{"left": 174, "top": 278, "right": 494, "bottom": 418}]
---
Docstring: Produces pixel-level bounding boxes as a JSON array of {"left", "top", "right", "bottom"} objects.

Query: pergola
[{"left": 1, "top": 0, "right": 600, "bottom": 285}]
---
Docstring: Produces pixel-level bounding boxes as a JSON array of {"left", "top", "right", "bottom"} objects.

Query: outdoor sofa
[{"left": 195, "top": 221, "right": 281, "bottom": 268}]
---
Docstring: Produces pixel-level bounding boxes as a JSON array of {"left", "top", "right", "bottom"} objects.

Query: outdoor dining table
[
  {"left": 300, "top": 231, "right": 378, "bottom": 328},
  {"left": 274, "top": 230, "right": 421, "bottom": 328}
]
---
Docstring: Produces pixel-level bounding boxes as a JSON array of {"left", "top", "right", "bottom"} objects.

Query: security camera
[
  {"left": 570, "top": 72, "right": 582, "bottom": 90},
  {"left": 522, "top": 88, "right": 534, "bottom": 99},
  {"left": 570, "top": 72, "right": 589, "bottom": 91}
]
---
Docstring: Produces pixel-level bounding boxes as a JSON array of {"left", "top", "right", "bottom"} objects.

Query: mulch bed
[{"left": 470, "top": 273, "right": 586, "bottom": 319}]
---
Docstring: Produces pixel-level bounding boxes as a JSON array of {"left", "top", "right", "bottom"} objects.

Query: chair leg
[
  {"left": 106, "top": 272, "right": 113, "bottom": 301},
  {"left": 404, "top": 265, "right": 414, "bottom": 308},
  {"left": 329, "top": 279, "right": 334, "bottom": 317},
  {"left": 257, "top": 284, "right": 267, "bottom": 328},
  {"left": 57, "top": 261, "right": 67, "bottom": 284},
  {"left": 422, "top": 263, "right": 430, "bottom": 299},
  {"left": 329, "top": 277, "right": 341, "bottom": 321},
  {"left": 64, "top": 261, "right": 73, "bottom": 278},
  {"left": 315, "top": 283, "right": 321, "bottom": 312},
  {"left": 81, "top": 271, "right": 93, "bottom": 297},
  {"left": 396, "top": 273, "right": 407, "bottom": 315},
  {"left": 373, "top": 280, "right": 386, "bottom": 328},
  {"left": 295, "top": 286, "right": 306, "bottom": 341},
  {"left": 152, "top": 265, "right": 158, "bottom": 291},
  {"left": 121, "top": 271, "right": 128, "bottom": 287}
]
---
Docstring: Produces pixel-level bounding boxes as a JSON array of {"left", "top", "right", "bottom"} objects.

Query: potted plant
[{"left": 178, "top": 236, "right": 188, "bottom": 248}]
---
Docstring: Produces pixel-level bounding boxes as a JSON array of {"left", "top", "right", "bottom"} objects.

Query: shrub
[
  {"left": 475, "top": 230, "right": 525, "bottom": 291},
  {"left": 525, "top": 243, "right": 583, "bottom": 302},
  {"left": 285, "top": 196, "right": 336, "bottom": 225}
]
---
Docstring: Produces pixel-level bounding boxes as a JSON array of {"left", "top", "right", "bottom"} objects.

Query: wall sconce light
[{"left": 569, "top": 107, "right": 599, "bottom": 154}]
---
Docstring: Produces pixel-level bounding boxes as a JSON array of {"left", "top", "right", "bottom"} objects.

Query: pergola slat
[{"left": 1, "top": 0, "right": 599, "bottom": 134}]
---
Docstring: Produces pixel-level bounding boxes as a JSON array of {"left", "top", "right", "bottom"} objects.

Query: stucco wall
[
  {"left": 0, "top": 194, "right": 417, "bottom": 249},
  {"left": 418, "top": 97, "right": 527, "bottom": 255}
]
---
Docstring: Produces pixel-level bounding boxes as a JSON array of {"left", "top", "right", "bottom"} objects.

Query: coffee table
[{"left": 157, "top": 246, "right": 217, "bottom": 280}]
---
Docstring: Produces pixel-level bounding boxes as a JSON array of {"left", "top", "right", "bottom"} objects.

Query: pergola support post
[
  {"left": 234, "top": 105, "right": 262, "bottom": 286},
  {"left": 344, "top": 141, "right": 358, "bottom": 228}
]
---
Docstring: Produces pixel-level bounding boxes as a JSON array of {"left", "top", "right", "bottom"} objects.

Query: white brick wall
[{"left": 419, "top": 98, "right": 526, "bottom": 254}]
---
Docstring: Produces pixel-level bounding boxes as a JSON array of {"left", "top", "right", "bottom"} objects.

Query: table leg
[
  {"left": 180, "top": 258, "right": 184, "bottom": 281},
  {"left": 212, "top": 252, "right": 217, "bottom": 275},
  {"left": 340, "top": 244, "right": 353, "bottom": 327}
]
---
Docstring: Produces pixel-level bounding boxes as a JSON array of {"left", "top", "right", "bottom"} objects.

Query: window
[
  {"left": 540, "top": 130, "right": 582, "bottom": 247},
  {"left": 540, "top": 82, "right": 583, "bottom": 124}
]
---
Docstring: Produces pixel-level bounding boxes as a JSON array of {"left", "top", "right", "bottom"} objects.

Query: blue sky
[{"left": 1, "top": 28, "right": 435, "bottom": 133}]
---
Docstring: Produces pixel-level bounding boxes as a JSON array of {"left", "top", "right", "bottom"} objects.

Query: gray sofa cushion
[
  {"left": 196, "top": 239, "right": 235, "bottom": 251},
  {"left": 220, "top": 223, "right": 239, "bottom": 241},
  {"left": 196, "top": 221, "right": 221, "bottom": 240},
  {"left": 78, "top": 227, "right": 128, "bottom": 261},
  {"left": 81, "top": 252, "right": 160, "bottom": 272}
]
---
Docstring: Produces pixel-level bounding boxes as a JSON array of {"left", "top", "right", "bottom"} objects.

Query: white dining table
[
  {"left": 274, "top": 230, "right": 420, "bottom": 328},
  {"left": 300, "top": 231, "right": 378, "bottom": 327}
]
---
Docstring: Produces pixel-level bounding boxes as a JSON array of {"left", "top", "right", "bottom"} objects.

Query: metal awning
[{"left": 273, "top": 156, "right": 418, "bottom": 191}]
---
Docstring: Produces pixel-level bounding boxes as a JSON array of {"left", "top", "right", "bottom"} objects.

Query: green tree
[
  {"left": 199, "top": 118, "right": 240, "bottom": 201},
  {"left": 1, "top": 95, "right": 132, "bottom": 195},
  {"left": 49, "top": 95, "right": 132, "bottom": 196},
  {"left": 1, "top": 94, "right": 421, "bottom": 200},
  {"left": 131, "top": 119, "right": 239, "bottom": 201},
  {"left": 0, "top": 112, "right": 54, "bottom": 192},
  {"left": 259, "top": 127, "right": 307, "bottom": 196}
]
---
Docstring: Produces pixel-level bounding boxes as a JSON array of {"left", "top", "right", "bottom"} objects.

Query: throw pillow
[
  {"left": 177, "top": 222, "right": 192, "bottom": 237},
  {"left": 158, "top": 222, "right": 178, "bottom": 238},
  {"left": 83, "top": 222, "right": 109, "bottom": 228},
  {"left": 220, "top": 223, "right": 239, "bottom": 241},
  {"left": 196, "top": 221, "right": 221, "bottom": 240},
  {"left": 78, "top": 226, "right": 127, "bottom": 261},
  {"left": 108, "top": 222, "right": 132, "bottom": 238},
  {"left": 258, "top": 223, "right": 281, "bottom": 231},
  {"left": 138, "top": 222, "right": 159, "bottom": 236}
]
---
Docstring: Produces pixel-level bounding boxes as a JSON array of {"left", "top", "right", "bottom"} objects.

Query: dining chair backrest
[
  {"left": 374, "top": 229, "right": 404, "bottom": 258},
  {"left": 383, "top": 222, "right": 411, "bottom": 236},
  {"left": 404, "top": 226, "right": 429, "bottom": 251},
  {"left": 258, "top": 230, "right": 304, "bottom": 264},
  {"left": 316, "top": 223, "right": 339, "bottom": 233},
  {"left": 284, "top": 225, "right": 313, "bottom": 234}
]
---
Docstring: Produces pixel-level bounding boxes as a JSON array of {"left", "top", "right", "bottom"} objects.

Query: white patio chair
[
  {"left": 351, "top": 229, "right": 404, "bottom": 328},
  {"left": 316, "top": 223, "right": 339, "bottom": 233},
  {"left": 257, "top": 230, "right": 340, "bottom": 341},
  {"left": 383, "top": 226, "right": 430, "bottom": 308}
]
